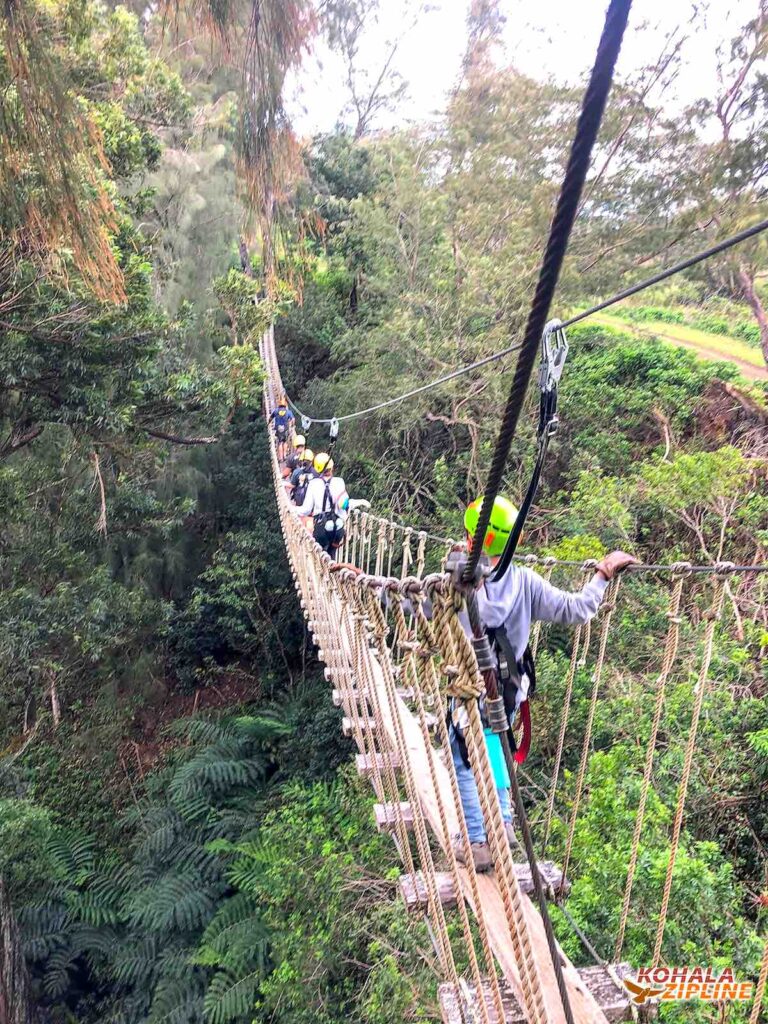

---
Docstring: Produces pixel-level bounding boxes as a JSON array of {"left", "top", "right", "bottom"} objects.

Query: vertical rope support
[
  {"left": 401, "top": 527, "right": 413, "bottom": 579},
  {"left": 749, "top": 934, "right": 768, "bottom": 1024},
  {"left": 342, "top": 580, "right": 417, "bottom": 878},
  {"left": 543, "top": 565, "right": 595, "bottom": 848},
  {"left": 561, "top": 575, "right": 621, "bottom": 885},
  {"left": 614, "top": 567, "right": 689, "bottom": 960},
  {"left": 374, "top": 521, "right": 388, "bottom": 577},
  {"left": 415, "top": 531, "right": 427, "bottom": 578},
  {"left": 530, "top": 557, "right": 556, "bottom": 658},
  {"left": 364, "top": 591, "right": 462, "bottom": 985},
  {"left": 350, "top": 512, "right": 361, "bottom": 568},
  {"left": 431, "top": 586, "right": 548, "bottom": 1024},
  {"left": 386, "top": 522, "right": 396, "bottom": 577},
  {"left": 652, "top": 567, "right": 731, "bottom": 968},
  {"left": 394, "top": 595, "right": 492, "bottom": 1024}
]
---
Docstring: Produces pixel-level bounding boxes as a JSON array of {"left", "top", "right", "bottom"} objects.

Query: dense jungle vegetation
[{"left": 1, "top": 0, "right": 767, "bottom": 1021}]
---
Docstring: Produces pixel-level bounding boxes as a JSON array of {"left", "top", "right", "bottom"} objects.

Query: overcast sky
[{"left": 287, "top": 0, "right": 760, "bottom": 137}]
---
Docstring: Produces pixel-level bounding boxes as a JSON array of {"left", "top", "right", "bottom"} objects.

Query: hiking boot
[
  {"left": 452, "top": 836, "right": 493, "bottom": 873},
  {"left": 505, "top": 821, "right": 521, "bottom": 852}
]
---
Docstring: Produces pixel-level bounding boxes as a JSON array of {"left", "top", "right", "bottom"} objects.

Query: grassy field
[{"left": 590, "top": 311, "right": 767, "bottom": 381}]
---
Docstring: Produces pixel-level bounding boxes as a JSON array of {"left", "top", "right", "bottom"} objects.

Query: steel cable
[{"left": 465, "top": 0, "right": 634, "bottom": 581}]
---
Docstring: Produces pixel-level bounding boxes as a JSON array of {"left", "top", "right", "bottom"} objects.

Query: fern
[
  {"left": 203, "top": 968, "right": 263, "bottom": 1024},
  {"left": 110, "top": 935, "right": 160, "bottom": 987},
  {"left": 126, "top": 868, "right": 221, "bottom": 933},
  {"left": 46, "top": 830, "right": 96, "bottom": 885},
  {"left": 134, "top": 807, "right": 183, "bottom": 862},
  {"left": 147, "top": 973, "right": 206, "bottom": 1024},
  {"left": 196, "top": 893, "right": 270, "bottom": 971},
  {"left": 43, "top": 947, "right": 79, "bottom": 997}
]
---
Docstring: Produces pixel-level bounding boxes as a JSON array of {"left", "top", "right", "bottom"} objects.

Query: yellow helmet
[
  {"left": 464, "top": 496, "right": 519, "bottom": 557},
  {"left": 293, "top": 434, "right": 305, "bottom": 448},
  {"left": 302, "top": 448, "right": 315, "bottom": 464},
  {"left": 313, "top": 452, "right": 334, "bottom": 475}
]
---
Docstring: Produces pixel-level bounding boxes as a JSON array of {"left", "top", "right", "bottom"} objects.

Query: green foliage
[
  {"left": 624, "top": 305, "right": 686, "bottom": 324},
  {"left": 204, "top": 772, "right": 433, "bottom": 1024}
]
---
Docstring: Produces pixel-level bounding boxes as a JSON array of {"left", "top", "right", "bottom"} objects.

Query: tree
[
  {"left": 0, "top": 877, "right": 38, "bottom": 1024},
  {"left": 321, "top": 0, "right": 410, "bottom": 140},
  {"left": 687, "top": 3, "right": 768, "bottom": 365}
]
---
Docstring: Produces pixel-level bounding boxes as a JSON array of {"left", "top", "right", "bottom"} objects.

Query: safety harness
[
  {"left": 453, "top": 321, "right": 569, "bottom": 765},
  {"left": 313, "top": 481, "right": 345, "bottom": 549}
]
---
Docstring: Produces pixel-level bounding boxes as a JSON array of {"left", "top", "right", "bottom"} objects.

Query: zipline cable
[
  {"left": 561, "top": 215, "right": 768, "bottom": 329},
  {"left": 286, "top": 342, "right": 522, "bottom": 426},
  {"left": 283, "top": 213, "right": 768, "bottom": 432},
  {"left": 465, "top": 0, "right": 634, "bottom": 582}
]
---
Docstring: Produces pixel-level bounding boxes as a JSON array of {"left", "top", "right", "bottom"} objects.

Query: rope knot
[
  {"left": 671, "top": 560, "right": 693, "bottom": 576},
  {"left": 581, "top": 558, "right": 598, "bottom": 571},
  {"left": 542, "top": 555, "right": 557, "bottom": 566},
  {"left": 523, "top": 553, "right": 539, "bottom": 565},
  {"left": 401, "top": 575, "right": 423, "bottom": 596},
  {"left": 714, "top": 560, "right": 736, "bottom": 577}
]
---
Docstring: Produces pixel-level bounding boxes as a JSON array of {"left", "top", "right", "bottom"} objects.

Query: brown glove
[
  {"left": 596, "top": 550, "right": 639, "bottom": 581},
  {"left": 329, "top": 562, "right": 362, "bottom": 575}
]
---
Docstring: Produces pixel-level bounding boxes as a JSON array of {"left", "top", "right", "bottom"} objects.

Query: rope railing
[
  {"left": 347, "top": 509, "right": 768, "bottom": 575},
  {"left": 261, "top": 326, "right": 767, "bottom": 1024}
]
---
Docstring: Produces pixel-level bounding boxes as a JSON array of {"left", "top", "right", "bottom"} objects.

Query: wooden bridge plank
[
  {"left": 306, "top": 560, "right": 608, "bottom": 1024},
  {"left": 438, "top": 965, "right": 642, "bottom": 1024},
  {"left": 352, "top": 629, "right": 608, "bottom": 1024}
]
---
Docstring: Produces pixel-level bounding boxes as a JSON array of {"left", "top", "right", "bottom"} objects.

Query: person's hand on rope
[
  {"left": 596, "top": 550, "right": 639, "bottom": 581},
  {"left": 347, "top": 498, "right": 371, "bottom": 512},
  {"left": 329, "top": 562, "right": 362, "bottom": 575}
]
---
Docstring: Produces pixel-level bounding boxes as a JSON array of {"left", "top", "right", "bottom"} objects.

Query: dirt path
[{"left": 592, "top": 313, "right": 768, "bottom": 382}]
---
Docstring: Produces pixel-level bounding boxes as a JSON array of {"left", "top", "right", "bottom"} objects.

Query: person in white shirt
[
  {"left": 295, "top": 452, "right": 369, "bottom": 559},
  {"left": 450, "top": 494, "right": 638, "bottom": 872}
]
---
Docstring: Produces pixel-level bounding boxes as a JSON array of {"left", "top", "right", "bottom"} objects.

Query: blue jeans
[{"left": 450, "top": 730, "right": 512, "bottom": 843}]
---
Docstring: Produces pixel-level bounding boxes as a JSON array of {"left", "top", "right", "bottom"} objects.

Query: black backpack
[
  {"left": 313, "top": 482, "right": 345, "bottom": 547},
  {"left": 292, "top": 470, "right": 312, "bottom": 506}
]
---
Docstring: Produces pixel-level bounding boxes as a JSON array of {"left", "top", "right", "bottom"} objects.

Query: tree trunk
[
  {"left": 738, "top": 262, "right": 768, "bottom": 366},
  {"left": 47, "top": 673, "right": 61, "bottom": 729},
  {"left": 238, "top": 237, "right": 254, "bottom": 278},
  {"left": 0, "top": 878, "right": 38, "bottom": 1024}
]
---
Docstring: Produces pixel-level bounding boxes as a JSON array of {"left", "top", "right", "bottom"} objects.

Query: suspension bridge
[{"left": 260, "top": 325, "right": 768, "bottom": 1024}]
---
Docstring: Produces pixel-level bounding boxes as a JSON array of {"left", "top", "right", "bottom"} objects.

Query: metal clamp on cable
[
  {"left": 445, "top": 548, "right": 490, "bottom": 590},
  {"left": 329, "top": 417, "right": 339, "bottom": 440},
  {"left": 301, "top": 414, "right": 311, "bottom": 432},
  {"left": 539, "top": 319, "right": 569, "bottom": 394},
  {"left": 485, "top": 695, "right": 508, "bottom": 734},
  {"left": 471, "top": 633, "right": 495, "bottom": 673}
]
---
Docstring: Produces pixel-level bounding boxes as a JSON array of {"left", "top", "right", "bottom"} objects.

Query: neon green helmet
[{"left": 464, "top": 496, "right": 519, "bottom": 558}]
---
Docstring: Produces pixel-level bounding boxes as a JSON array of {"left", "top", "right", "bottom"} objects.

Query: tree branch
[{"left": 0, "top": 425, "right": 43, "bottom": 460}]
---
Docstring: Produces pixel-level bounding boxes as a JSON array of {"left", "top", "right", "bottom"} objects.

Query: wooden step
[
  {"left": 399, "top": 861, "right": 566, "bottom": 911},
  {"left": 438, "top": 963, "right": 648, "bottom": 1023},
  {"left": 374, "top": 801, "right": 414, "bottom": 832},
  {"left": 343, "top": 713, "right": 434, "bottom": 737},
  {"left": 342, "top": 715, "right": 377, "bottom": 737},
  {"left": 355, "top": 752, "right": 401, "bottom": 778},
  {"left": 333, "top": 686, "right": 414, "bottom": 707},
  {"left": 400, "top": 871, "right": 457, "bottom": 909}
]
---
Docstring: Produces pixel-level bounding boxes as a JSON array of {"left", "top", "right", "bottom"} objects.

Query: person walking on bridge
[
  {"left": 270, "top": 396, "right": 294, "bottom": 462},
  {"left": 284, "top": 434, "right": 306, "bottom": 475},
  {"left": 294, "top": 453, "right": 370, "bottom": 559},
  {"left": 452, "top": 495, "right": 638, "bottom": 872}
]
